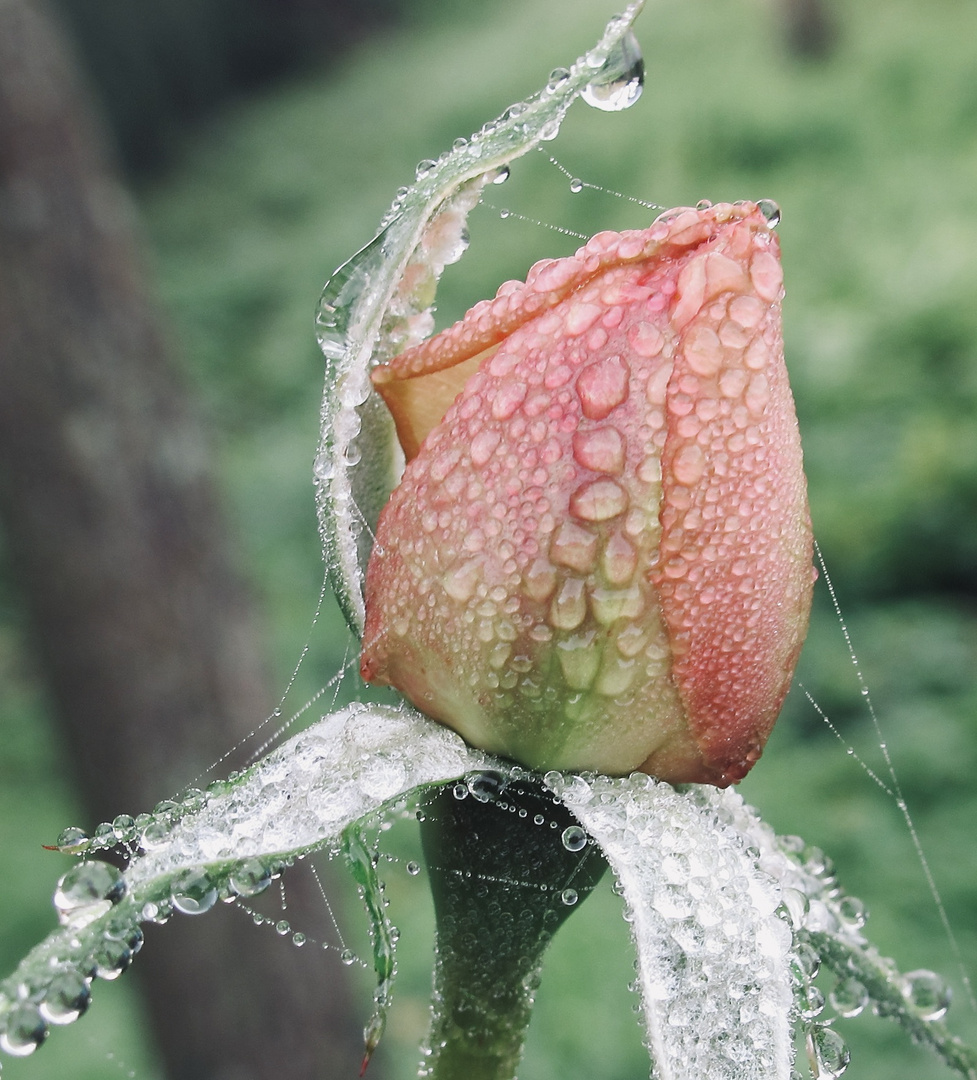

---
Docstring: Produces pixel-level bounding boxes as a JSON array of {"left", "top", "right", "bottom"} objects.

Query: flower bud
[{"left": 360, "top": 201, "right": 812, "bottom": 786}]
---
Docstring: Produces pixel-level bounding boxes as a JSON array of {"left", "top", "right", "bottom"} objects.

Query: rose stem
[{"left": 418, "top": 771, "right": 608, "bottom": 1080}]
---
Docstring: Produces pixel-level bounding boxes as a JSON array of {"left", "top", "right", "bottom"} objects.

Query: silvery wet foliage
[{"left": 1, "top": 4, "right": 975, "bottom": 1079}]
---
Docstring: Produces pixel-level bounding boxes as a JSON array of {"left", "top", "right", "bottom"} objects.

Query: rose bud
[{"left": 360, "top": 201, "right": 813, "bottom": 786}]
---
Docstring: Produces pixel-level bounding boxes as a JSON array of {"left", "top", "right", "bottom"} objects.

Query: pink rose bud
[{"left": 360, "top": 201, "right": 813, "bottom": 786}]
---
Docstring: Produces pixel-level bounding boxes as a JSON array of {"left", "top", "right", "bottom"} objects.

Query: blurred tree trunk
[
  {"left": 0, "top": 1, "right": 362, "bottom": 1077},
  {"left": 778, "top": 0, "right": 837, "bottom": 58}
]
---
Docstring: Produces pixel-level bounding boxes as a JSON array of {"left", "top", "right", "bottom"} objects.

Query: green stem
[{"left": 418, "top": 771, "right": 607, "bottom": 1080}]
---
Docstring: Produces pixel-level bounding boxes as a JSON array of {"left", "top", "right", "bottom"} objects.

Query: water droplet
[
  {"left": 112, "top": 814, "right": 135, "bottom": 839},
  {"left": 498, "top": 208, "right": 511, "bottom": 220},
  {"left": 227, "top": 858, "right": 273, "bottom": 899},
  {"left": 533, "top": 814, "right": 545, "bottom": 826},
  {"left": 56, "top": 826, "right": 88, "bottom": 850},
  {"left": 829, "top": 976, "right": 868, "bottom": 1019},
  {"left": 93, "top": 821, "right": 116, "bottom": 845},
  {"left": 791, "top": 941, "right": 821, "bottom": 981},
  {"left": 808, "top": 1024, "right": 850, "bottom": 1079},
  {"left": 798, "top": 984, "right": 826, "bottom": 1020},
  {"left": 452, "top": 136, "right": 468, "bottom": 151},
  {"left": 569, "top": 177, "right": 584, "bottom": 194},
  {"left": 546, "top": 67, "right": 570, "bottom": 92},
  {"left": 467, "top": 770, "right": 506, "bottom": 803},
  {"left": 581, "top": 31, "right": 644, "bottom": 112},
  {"left": 758, "top": 198, "right": 781, "bottom": 227},
  {"left": 835, "top": 894, "right": 867, "bottom": 930},
  {"left": 313, "top": 451, "right": 335, "bottom": 482},
  {"left": 415, "top": 159, "right": 438, "bottom": 181},
  {"left": 492, "top": 166, "right": 510, "bottom": 185},
  {"left": 275, "top": 920, "right": 291, "bottom": 936},
  {"left": 902, "top": 969, "right": 951, "bottom": 1021},
  {"left": 452, "top": 782, "right": 469, "bottom": 801},
  {"left": 561, "top": 825, "right": 588, "bottom": 852},
  {"left": 406, "top": 861, "right": 421, "bottom": 877},
  {"left": 39, "top": 970, "right": 91, "bottom": 1025},
  {"left": 0, "top": 1002, "right": 47, "bottom": 1056},
  {"left": 341, "top": 949, "right": 357, "bottom": 966},
  {"left": 92, "top": 935, "right": 132, "bottom": 980},
  {"left": 140, "top": 821, "right": 168, "bottom": 849},
  {"left": 292, "top": 932, "right": 307, "bottom": 947},
  {"left": 170, "top": 868, "right": 218, "bottom": 915},
  {"left": 561, "top": 888, "right": 579, "bottom": 906},
  {"left": 54, "top": 861, "right": 126, "bottom": 926}
]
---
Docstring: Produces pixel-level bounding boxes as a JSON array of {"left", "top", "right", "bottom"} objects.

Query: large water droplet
[
  {"left": 170, "top": 868, "right": 219, "bottom": 915},
  {"left": 581, "top": 31, "right": 644, "bottom": 112},
  {"left": 228, "top": 858, "right": 273, "bottom": 899},
  {"left": 39, "top": 970, "right": 92, "bottom": 1025},
  {"left": 54, "top": 861, "right": 126, "bottom": 927},
  {"left": 0, "top": 1003, "right": 47, "bottom": 1056},
  {"left": 560, "top": 888, "right": 579, "bottom": 906},
  {"left": 829, "top": 976, "right": 868, "bottom": 1019},
  {"left": 92, "top": 935, "right": 132, "bottom": 980},
  {"left": 56, "top": 827, "right": 89, "bottom": 850},
  {"left": 757, "top": 198, "right": 782, "bottom": 227},
  {"left": 561, "top": 825, "right": 588, "bottom": 852},
  {"left": 466, "top": 770, "right": 506, "bottom": 803},
  {"left": 808, "top": 1024, "right": 850, "bottom": 1078},
  {"left": 902, "top": 969, "right": 951, "bottom": 1021}
]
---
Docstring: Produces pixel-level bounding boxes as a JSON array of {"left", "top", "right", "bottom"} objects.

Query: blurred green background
[{"left": 2, "top": 0, "right": 977, "bottom": 1077}]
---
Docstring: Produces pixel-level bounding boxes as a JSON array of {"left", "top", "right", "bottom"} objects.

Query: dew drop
[
  {"left": 829, "top": 976, "right": 868, "bottom": 1019},
  {"left": 835, "top": 894, "right": 867, "bottom": 930},
  {"left": 0, "top": 1002, "right": 47, "bottom": 1056},
  {"left": 276, "top": 920, "right": 291, "bottom": 936},
  {"left": 499, "top": 208, "right": 511, "bottom": 220},
  {"left": 561, "top": 825, "right": 588, "bottom": 852},
  {"left": 56, "top": 826, "right": 88, "bottom": 850},
  {"left": 569, "top": 177, "right": 584, "bottom": 194},
  {"left": 467, "top": 770, "right": 506, "bottom": 803},
  {"left": 112, "top": 814, "right": 135, "bottom": 839},
  {"left": 791, "top": 941, "right": 821, "bottom": 981},
  {"left": 92, "top": 935, "right": 132, "bottom": 980},
  {"left": 808, "top": 1024, "right": 850, "bottom": 1079},
  {"left": 292, "top": 932, "right": 307, "bottom": 947},
  {"left": 758, "top": 198, "right": 782, "bottom": 227},
  {"left": 902, "top": 969, "right": 951, "bottom": 1021},
  {"left": 341, "top": 949, "right": 357, "bottom": 966},
  {"left": 561, "top": 888, "right": 579, "bottom": 906},
  {"left": 227, "top": 857, "right": 273, "bottom": 899},
  {"left": 415, "top": 159, "right": 438, "bottom": 181},
  {"left": 492, "top": 166, "right": 510, "bottom": 185},
  {"left": 581, "top": 31, "right": 644, "bottom": 112},
  {"left": 798, "top": 984, "right": 826, "bottom": 1020},
  {"left": 39, "top": 970, "right": 92, "bottom": 1025},
  {"left": 406, "top": 861, "right": 421, "bottom": 877},
  {"left": 313, "top": 451, "right": 335, "bottom": 482},
  {"left": 546, "top": 67, "right": 570, "bottom": 92},
  {"left": 54, "top": 861, "right": 126, "bottom": 926},
  {"left": 452, "top": 782, "right": 469, "bottom": 801},
  {"left": 170, "top": 868, "right": 218, "bottom": 915}
]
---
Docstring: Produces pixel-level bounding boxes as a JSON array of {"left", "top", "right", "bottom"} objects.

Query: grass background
[{"left": 2, "top": 0, "right": 977, "bottom": 1077}]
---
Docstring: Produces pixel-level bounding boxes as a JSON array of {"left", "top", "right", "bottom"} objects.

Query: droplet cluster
[
  {"left": 1, "top": 708, "right": 966, "bottom": 1080},
  {"left": 362, "top": 201, "right": 811, "bottom": 785},
  {"left": 0, "top": 705, "right": 494, "bottom": 1059}
]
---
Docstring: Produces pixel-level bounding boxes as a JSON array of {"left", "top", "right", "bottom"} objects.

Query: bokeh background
[{"left": 1, "top": 0, "right": 976, "bottom": 1078}]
